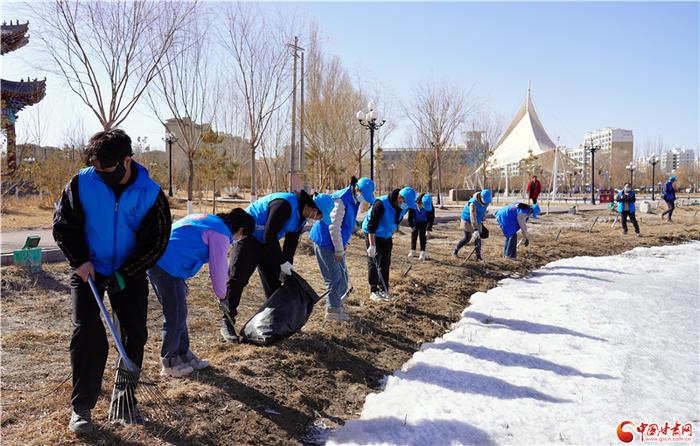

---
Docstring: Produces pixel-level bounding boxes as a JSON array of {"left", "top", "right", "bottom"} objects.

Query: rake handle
[
  {"left": 371, "top": 256, "right": 391, "bottom": 296},
  {"left": 88, "top": 275, "right": 136, "bottom": 373}
]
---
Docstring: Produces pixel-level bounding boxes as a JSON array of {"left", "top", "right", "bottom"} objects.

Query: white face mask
[
  {"left": 624, "top": 187, "right": 632, "bottom": 193},
  {"left": 356, "top": 192, "right": 367, "bottom": 204}
]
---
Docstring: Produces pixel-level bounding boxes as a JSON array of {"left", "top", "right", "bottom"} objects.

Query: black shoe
[
  {"left": 220, "top": 320, "right": 239, "bottom": 343},
  {"left": 475, "top": 254, "right": 484, "bottom": 261}
]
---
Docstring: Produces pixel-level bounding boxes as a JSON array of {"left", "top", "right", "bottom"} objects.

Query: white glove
[
  {"left": 473, "top": 230, "right": 481, "bottom": 240},
  {"left": 366, "top": 245, "right": 377, "bottom": 257},
  {"left": 280, "top": 261, "right": 293, "bottom": 276}
]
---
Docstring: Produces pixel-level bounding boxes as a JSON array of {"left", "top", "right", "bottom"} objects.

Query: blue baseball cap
[
  {"left": 421, "top": 193, "right": 433, "bottom": 211},
  {"left": 481, "top": 189, "right": 492, "bottom": 204},
  {"left": 399, "top": 187, "right": 417, "bottom": 209},
  {"left": 356, "top": 177, "right": 375, "bottom": 203},
  {"left": 313, "top": 193, "right": 334, "bottom": 225},
  {"left": 530, "top": 203, "right": 541, "bottom": 219}
]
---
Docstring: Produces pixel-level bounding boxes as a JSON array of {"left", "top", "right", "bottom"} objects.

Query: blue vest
[
  {"left": 156, "top": 214, "right": 232, "bottom": 279},
  {"left": 413, "top": 207, "right": 428, "bottom": 223},
  {"left": 309, "top": 186, "right": 359, "bottom": 251},
  {"left": 496, "top": 204, "right": 529, "bottom": 238},
  {"left": 362, "top": 195, "right": 406, "bottom": 239},
  {"left": 78, "top": 162, "right": 161, "bottom": 275},
  {"left": 461, "top": 197, "right": 487, "bottom": 224},
  {"left": 246, "top": 192, "right": 304, "bottom": 243},
  {"left": 616, "top": 191, "right": 636, "bottom": 213},
  {"left": 663, "top": 181, "right": 676, "bottom": 201}
]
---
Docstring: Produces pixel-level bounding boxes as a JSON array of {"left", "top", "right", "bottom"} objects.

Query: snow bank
[{"left": 328, "top": 242, "right": 700, "bottom": 445}]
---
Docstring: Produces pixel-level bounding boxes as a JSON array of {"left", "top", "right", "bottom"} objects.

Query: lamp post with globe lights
[
  {"left": 626, "top": 162, "right": 636, "bottom": 186},
  {"left": 356, "top": 101, "right": 386, "bottom": 181},
  {"left": 162, "top": 132, "right": 178, "bottom": 197},
  {"left": 648, "top": 155, "right": 659, "bottom": 200}
]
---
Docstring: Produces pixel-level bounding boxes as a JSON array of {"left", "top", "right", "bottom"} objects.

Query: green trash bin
[{"left": 13, "top": 236, "right": 43, "bottom": 272}]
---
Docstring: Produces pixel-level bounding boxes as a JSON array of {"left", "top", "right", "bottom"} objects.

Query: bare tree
[
  {"left": 147, "top": 8, "right": 217, "bottom": 213},
  {"left": 467, "top": 110, "right": 505, "bottom": 189},
  {"left": 221, "top": 3, "right": 293, "bottom": 202},
  {"left": 404, "top": 80, "right": 477, "bottom": 205},
  {"left": 303, "top": 27, "right": 370, "bottom": 190},
  {"left": 34, "top": 0, "right": 193, "bottom": 130}
]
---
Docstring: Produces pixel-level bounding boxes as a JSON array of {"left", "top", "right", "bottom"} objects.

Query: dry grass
[{"left": 1, "top": 207, "right": 698, "bottom": 445}]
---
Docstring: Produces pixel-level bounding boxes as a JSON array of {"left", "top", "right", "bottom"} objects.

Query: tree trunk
[
  {"left": 187, "top": 156, "right": 194, "bottom": 214},
  {"left": 250, "top": 142, "right": 256, "bottom": 203},
  {"left": 436, "top": 147, "right": 443, "bottom": 206}
]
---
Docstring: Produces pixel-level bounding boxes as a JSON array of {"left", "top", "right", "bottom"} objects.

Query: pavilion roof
[{"left": 1, "top": 21, "right": 30, "bottom": 55}]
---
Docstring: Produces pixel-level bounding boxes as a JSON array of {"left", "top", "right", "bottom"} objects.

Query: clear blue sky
[{"left": 4, "top": 1, "right": 698, "bottom": 155}]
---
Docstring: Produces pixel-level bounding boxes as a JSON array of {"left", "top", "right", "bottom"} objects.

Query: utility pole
[
  {"left": 300, "top": 51, "right": 306, "bottom": 190},
  {"left": 286, "top": 37, "right": 305, "bottom": 192},
  {"left": 288, "top": 36, "right": 299, "bottom": 191}
]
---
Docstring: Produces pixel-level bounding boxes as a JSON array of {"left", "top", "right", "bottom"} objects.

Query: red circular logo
[{"left": 617, "top": 421, "right": 634, "bottom": 443}]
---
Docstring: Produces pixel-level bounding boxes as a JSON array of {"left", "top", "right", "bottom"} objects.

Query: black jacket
[{"left": 52, "top": 167, "right": 172, "bottom": 280}]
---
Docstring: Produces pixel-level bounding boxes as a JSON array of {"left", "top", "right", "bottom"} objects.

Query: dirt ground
[{"left": 1, "top": 206, "right": 699, "bottom": 445}]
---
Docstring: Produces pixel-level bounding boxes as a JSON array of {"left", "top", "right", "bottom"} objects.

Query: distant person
[
  {"left": 221, "top": 191, "right": 333, "bottom": 342},
  {"left": 309, "top": 176, "right": 375, "bottom": 321},
  {"left": 453, "top": 189, "right": 492, "bottom": 260},
  {"left": 616, "top": 183, "right": 640, "bottom": 236},
  {"left": 407, "top": 193, "right": 435, "bottom": 261},
  {"left": 53, "top": 129, "right": 171, "bottom": 433},
  {"left": 526, "top": 175, "right": 541, "bottom": 205},
  {"left": 495, "top": 202, "right": 539, "bottom": 259},
  {"left": 661, "top": 176, "right": 677, "bottom": 222},
  {"left": 363, "top": 186, "right": 417, "bottom": 301},
  {"left": 148, "top": 209, "right": 255, "bottom": 377}
]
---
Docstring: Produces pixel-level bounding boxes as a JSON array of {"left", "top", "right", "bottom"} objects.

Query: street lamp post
[
  {"left": 356, "top": 101, "right": 386, "bottom": 181},
  {"left": 648, "top": 155, "right": 659, "bottom": 200},
  {"left": 626, "top": 162, "right": 636, "bottom": 186},
  {"left": 588, "top": 144, "right": 600, "bottom": 204},
  {"left": 163, "top": 132, "right": 178, "bottom": 197}
]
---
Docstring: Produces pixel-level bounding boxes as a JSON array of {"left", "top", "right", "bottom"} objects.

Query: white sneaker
[
  {"left": 325, "top": 306, "right": 350, "bottom": 321},
  {"left": 419, "top": 251, "right": 427, "bottom": 261},
  {"left": 370, "top": 291, "right": 392, "bottom": 302},
  {"left": 407, "top": 250, "right": 416, "bottom": 258},
  {"left": 160, "top": 362, "right": 194, "bottom": 378},
  {"left": 186, "top": 353, "right": 210, "bottom": 370}
]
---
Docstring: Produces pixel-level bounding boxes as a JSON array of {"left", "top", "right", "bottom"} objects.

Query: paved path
[
  {"left": 0, "top": 203, "right": 610, "bottom": 255},
  {"left": 1, "top": 228, "right": 56, "bottom": 254}
]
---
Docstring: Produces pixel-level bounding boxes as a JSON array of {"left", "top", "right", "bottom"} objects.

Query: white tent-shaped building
[{"left": 488, "top": 85, "right": 556, "bottom": 170}]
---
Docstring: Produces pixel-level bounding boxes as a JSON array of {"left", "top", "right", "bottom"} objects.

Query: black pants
[
  {"left": 70, "top": 273, "right": 149, "bottom": 411},
  {"left": 225, "top": 236, "right": 282, "bottom": 322},
  {"left": 365, "top": 235, "right": 392, "bottom": 292},
  {"left": 530, "top": 197, "right": 538, "bottom": 204},
  {"left": 454, "top": 230, "right": 481, "bottom": 257},
  {"left": 661, "top": 199, "right": 675, "bottom": 220},
  {"left": 411, "top": 222, "right": 427, "bottom": 251},
  {"left": 621, "top": 211, "right": 640, "bottom": 234}
]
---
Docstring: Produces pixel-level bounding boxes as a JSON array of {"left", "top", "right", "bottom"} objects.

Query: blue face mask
[{"left": 399, "top": 202, "right": 409, "bottom": 210}]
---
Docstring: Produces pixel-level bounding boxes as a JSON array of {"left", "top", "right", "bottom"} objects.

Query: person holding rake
[{"left": 53, "top": 129, "right": 171, "bottom": 434}]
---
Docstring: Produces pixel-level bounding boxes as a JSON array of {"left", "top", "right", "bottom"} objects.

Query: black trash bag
[
  {"left": 480, "top": 224, "right": 489, "bottom": 239},
  {"left": 240, "top": 271, "right": 322, "bottom": 345}
]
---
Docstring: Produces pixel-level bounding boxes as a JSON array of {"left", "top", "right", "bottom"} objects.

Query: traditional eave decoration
[
  {"left": 1, "top": 78, "right": 47, "bottom": 121},
  {"left": 1, "top": 21, "right": 30, "bottom": 55}
]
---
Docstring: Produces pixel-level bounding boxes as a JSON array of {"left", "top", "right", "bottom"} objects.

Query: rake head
[{"left": 108, "top": 360, "right": 178, "bottom": 425}]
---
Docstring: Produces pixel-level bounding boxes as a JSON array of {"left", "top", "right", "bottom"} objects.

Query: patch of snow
[{"left": 328, "top": 243, "right": 700, "bottom": 445}]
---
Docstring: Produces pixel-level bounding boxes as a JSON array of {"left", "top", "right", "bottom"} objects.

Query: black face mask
[{"left": 98, "top": 161, "right": 127, "bottom": 187}]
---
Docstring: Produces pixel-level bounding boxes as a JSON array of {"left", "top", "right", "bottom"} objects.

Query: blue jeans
[
  {"left": 503, "top": 233, "right": 518, "bottom": 258},
  {"left": 147, "top": 265, "right": 191, "bottom": 367},
  {"left": 314, "top": 244, "right": 349, "bottom": 309}
]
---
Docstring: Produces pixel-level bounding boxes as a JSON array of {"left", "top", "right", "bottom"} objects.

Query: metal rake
[{"left": 87, "top": 276, "right": 177, "bottom": 424}]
